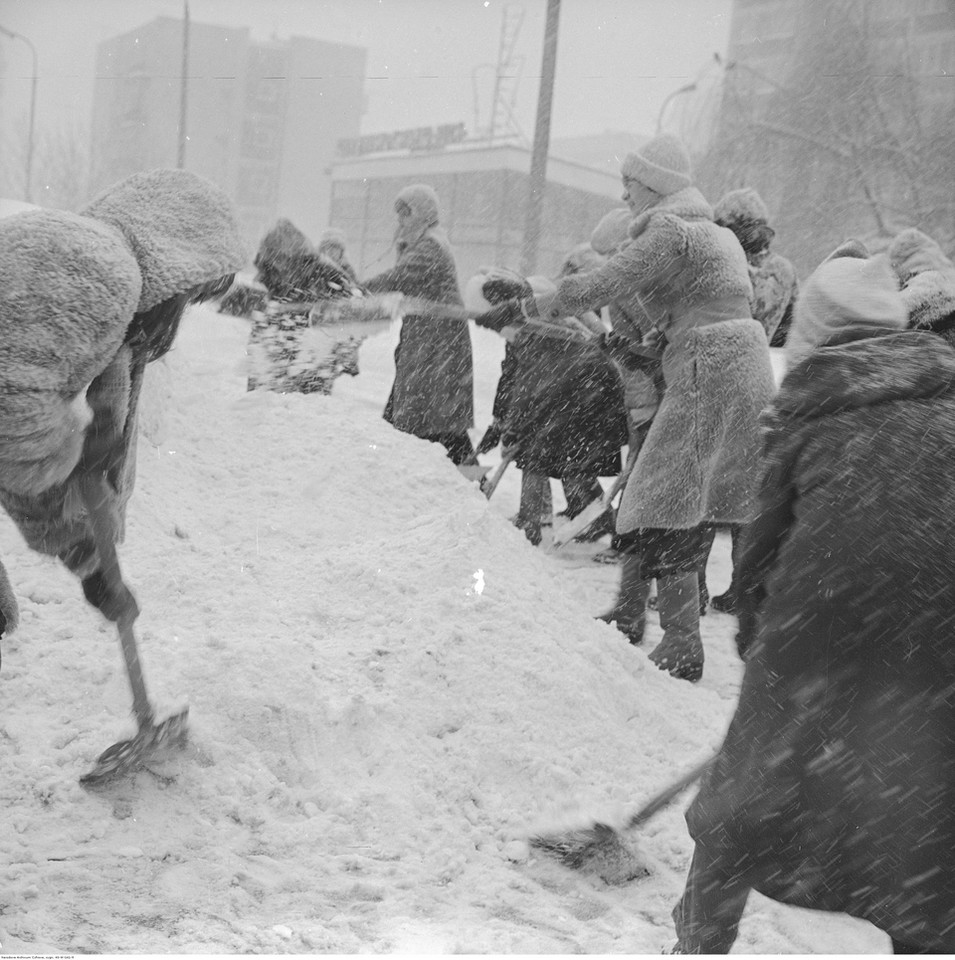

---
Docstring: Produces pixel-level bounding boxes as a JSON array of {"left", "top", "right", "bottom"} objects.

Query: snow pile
[{"left": 0, "top": 306, "right": 883, "bottom": 953}]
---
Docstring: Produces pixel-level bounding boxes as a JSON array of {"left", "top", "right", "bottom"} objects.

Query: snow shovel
[
  {"left": 529, "top": 755, "right": 713, "bottom": 884},
  {"left": 78, "top": 474, "right": 189, "bottom": 785},
  {"left": 552, "top": 448, "right": 639, "bottom": 549},
  {"left": 480, "top": 449, "right": 517, "bottom": 500}
]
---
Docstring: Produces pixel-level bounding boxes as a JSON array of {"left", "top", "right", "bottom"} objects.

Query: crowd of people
[{"left": 0, "top": 129, "right": 953, "bottom": 951}]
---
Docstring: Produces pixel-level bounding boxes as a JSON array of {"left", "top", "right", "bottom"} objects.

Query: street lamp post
[
  {"left": 656, "top": 82, "right": 697, "bottom": 135},
  {"left": 0, "top": 24, "right": 38, "bottom": 203}
]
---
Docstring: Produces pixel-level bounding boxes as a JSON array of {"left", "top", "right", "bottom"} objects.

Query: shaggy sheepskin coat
[
  {"left": 688, "top": 328, "right": 955, "bottom": 950},
  {"left": 0, "top": 169, "right": 247, "bottom": 580},
  {"left": 364, "top": 228, "right": 474, "bottom": 438},
  {"left": 555, "top": 187, "right": 775, "bottom": 531}
]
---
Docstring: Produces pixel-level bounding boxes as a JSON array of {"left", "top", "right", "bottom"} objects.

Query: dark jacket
[
  {"left": 493, "top": 332, "right": 626, "bottom": 478},
  {"left": 689, "top": 328, "right": 955, "bottom": 950},
  {"left": 365, "top": 229, "right": 474, "bottom": 437}
]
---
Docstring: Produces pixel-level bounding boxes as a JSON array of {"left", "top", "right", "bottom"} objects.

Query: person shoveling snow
[{"left": 0, "top": 168, "right": 247, "bottom": 783}]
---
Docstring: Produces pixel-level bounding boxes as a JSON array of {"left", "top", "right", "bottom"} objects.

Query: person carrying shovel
[{"left": 0, "top": 168, "right": 247, "bottom": 782}]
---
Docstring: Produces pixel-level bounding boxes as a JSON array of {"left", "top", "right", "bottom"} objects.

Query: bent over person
[
  {"left": 672, "top": 251, "right": 955, "bottom": 953},
  {"left": 0, "top": 169, "right": 247, "bottom": 775}
]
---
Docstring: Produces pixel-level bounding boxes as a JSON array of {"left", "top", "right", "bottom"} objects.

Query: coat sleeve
[
  {"left": 553, "top": 217, "right": 683, "bottom": 317},
  {"left": 735, "top": 430, "right": 803, "bottom": 655},
  {"left": 363, "top": 241, "right": 439, "bottom": 297}
]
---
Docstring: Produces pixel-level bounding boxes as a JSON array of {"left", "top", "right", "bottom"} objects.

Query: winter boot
[
  {"left": 649, "top": 572, "right": 704, "bottom": 682},
  {"left": 513, "top": 471, "right": 549, "bottom": 546},
  {"left": 596, "top": 554, "right": 650, "bottom": 645}
]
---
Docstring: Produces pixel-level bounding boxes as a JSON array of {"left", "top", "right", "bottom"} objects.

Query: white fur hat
[
  {"left": 887, "top": 228, "right": 953, "bottom": 285},
  {"left": 786, "top": 254, "right": 907, "bottom": 366},
  {"left": 620, "top": 134, "right": 692, "bottom": 197}
]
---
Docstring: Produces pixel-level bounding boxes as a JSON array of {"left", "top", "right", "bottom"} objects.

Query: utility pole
[
  {"left": 519, "top": 0, "right": 560, "bottom": 277},
  {"left": 176, "top": 0, "right": 190, "bottom": 169}
]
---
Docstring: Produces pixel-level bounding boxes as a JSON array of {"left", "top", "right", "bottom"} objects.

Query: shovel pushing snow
[
  {"left": 529, "top": 756, "right": 713, "bottom": 884},
  {"left": 78, "top": 474, "right": 189, "bottom": 785}
]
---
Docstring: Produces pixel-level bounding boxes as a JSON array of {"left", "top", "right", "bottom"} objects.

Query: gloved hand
[
  {"left": 474, "top": 300, "right": 525, "bottom": 333},
  {"left": 476, "top": 419, "right": 504, "bottom": 455},
  {"left": 482, "top": 273, "right": 533, "bottom": 305},
  {"left": 501, "top": 430, "right": 521, "bottom": 459},
  {"left": 81, "top": 569, "right": 140, "bottom": 623}
]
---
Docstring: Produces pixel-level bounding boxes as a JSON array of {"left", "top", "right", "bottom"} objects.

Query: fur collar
[
  {"left": 628, "top": 186, "right": 714, "bottom": 239},
  {"left": 768, "top": 330, "right": 955, "bottom": 426}
]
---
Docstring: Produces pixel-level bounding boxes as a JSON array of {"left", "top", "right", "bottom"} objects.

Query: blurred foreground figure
[
  {"left": 672, "top": 250, "right": 955, "bottom": 953},
  {"left": 0, "top": 169, "right": 247, "bottom": 778}
]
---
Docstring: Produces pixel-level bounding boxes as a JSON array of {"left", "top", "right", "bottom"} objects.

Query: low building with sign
[{"left": 327, "top": 136, "right": 625, "bottom": 284}]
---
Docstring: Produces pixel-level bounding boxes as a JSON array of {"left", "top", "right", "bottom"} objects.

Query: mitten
[
  {"left": 482, "top": 273, "right": 533, "bottom": 305},
  {"left": 81, "top": 570, "right": 140, "bottom": 623},
  {"left": 474, "top": 300, "right": 524, "bottom": 332}
]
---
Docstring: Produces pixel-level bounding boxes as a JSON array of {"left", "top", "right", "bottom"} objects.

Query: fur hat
[
  {"left": 887, "top": 228, "right": 953, "bottom": 284},
  {"left": 318, "top": 228, "right": 347, "bottom": 250},
  {"left": 713, "top": 187, "right": 770, "bottom": 226},
  {"left": 590, "top": 208, "right": 632, "bottom": 255},
  {"left": 620, "top": 134, "right": 692, "bottom": 197},
  {"left": 786, "top": 254, "right": 907, "bottom": 366},
  {"left": 902, "top": 269, "right": 955, "bottom": 330},
  {"left": 395, "top": 184, "right": 440, "bottom": 226}
]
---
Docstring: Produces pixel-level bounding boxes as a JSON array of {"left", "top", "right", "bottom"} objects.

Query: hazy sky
[{"left": 0, "top": 0, "right": 733, "bottom": 142}]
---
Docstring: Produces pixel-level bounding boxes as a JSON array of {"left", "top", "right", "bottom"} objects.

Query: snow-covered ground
[{"left": 0, "top": 305, "right": 886, "bottom": 954}]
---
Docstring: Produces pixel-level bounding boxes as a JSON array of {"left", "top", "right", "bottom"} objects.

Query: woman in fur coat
[
  {"left": 672, "top": 251, "right": 955, "bottom": 953},
  {"left": 0, "top": 168, "right": 246, "bottom": 670},
  {"left": 364, "top": 184, "right": 476, "bottom": 466},
  {"left": 547, "top": 135, "right": 775, "bottom": 682}
]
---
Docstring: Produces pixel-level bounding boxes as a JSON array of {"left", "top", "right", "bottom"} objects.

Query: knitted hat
[
  {"left": 887, "top": 228, "right": 953, "bottom": 284},
  {"left": 620, "top": 134, "right": 692, "bottom": 196},
  {"left": 713, "top": 187, "right": 769, "bottom": 226},
  {"left": 590, "top": 207, "right": 632, "bottom": 255},
  {"left": 901, "top": 269, "right": 955, "bottom": 330},
  {"left": 318, "top": 228, "right": 347, "bottom": 249},
  {"left": 786, "top": 254, "right": 907, "bottom": 366},
  {"left": 395, "top": 183, "right": 440, "bottom": 226}
]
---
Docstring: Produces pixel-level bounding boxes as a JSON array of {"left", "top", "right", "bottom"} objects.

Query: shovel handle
[{"left": 625, "top": 756, "right": 715, "bottom": 830}]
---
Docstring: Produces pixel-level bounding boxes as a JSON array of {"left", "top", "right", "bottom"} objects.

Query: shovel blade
[{"left": 80, "top": 708, "right": 190, "bottom": 785}]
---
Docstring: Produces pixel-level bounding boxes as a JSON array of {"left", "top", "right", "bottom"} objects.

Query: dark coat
[
  {"left": 365, "top": 229, "right": 474, "bottom": 438},
  {"left": 688, "top": 328, "right": 955, "bottom": 950},
  {"left": 493, "top": 332, "right": 626, "bottom": 478}
]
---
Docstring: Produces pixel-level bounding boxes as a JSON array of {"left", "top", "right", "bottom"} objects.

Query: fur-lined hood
[
  {"left": 83, "top": 168, "right": 248, "bottom": 313},
  {"left": 769, "top": 329, "right": 955, "bottom": 427}
]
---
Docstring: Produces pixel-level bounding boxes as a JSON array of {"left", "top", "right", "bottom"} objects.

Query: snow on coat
[
  {"left": 690, "top": 328, "right": 955, "bottom": 950},
  {"left": 552, "top": 186, "right": 774, "bottom": 531},
  {"left": 0, "top": 169, "right": 247, "bottom": 574},
  {"left": 364, "top": 228, "right": 474, "bottom": 438}
]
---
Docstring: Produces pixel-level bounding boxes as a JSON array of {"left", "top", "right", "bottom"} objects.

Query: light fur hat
[
  {"left": 786, "top": 253, "right": 907, "bottom": 366},
  {"left": 395, "top": 183, "right": 440, "bottom": 225},
  {"left": 887, "top": 228, "right": 954, "bottom": 284},
  {"left": 902, "top": 269, "right": 955, "bottom": 330},
  {"left": 620, "top": 134, "right": 692, "bottom": 196},
  {"left": 713, "top": 187, "right": 770, "bottom": 225},
  {"left": 590, "top": 207, "right": 633, "bottom": 255}
]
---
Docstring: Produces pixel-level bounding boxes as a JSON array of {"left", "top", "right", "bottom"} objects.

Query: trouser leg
[
  {"left": 516, "top": 471, "right": 548, "bottom": 546},
  {"left": 672, "top": 844, "right": 751, "bottom": 954}
]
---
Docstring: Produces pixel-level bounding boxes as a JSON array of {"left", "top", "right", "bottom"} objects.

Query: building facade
[
  {"left": 90, "top": 16, "right": 366, "bottom": 253},
  {"left": 328, "top": 138, "right": 625, "bottom": 284}
]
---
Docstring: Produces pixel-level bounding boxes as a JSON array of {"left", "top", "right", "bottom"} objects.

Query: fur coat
[
  {"left": 750, "top": 248, "right": 798, "bottom": 344},
  {"left": 553, "top": 187, "right": 774, "bottom": 531},
  {"left": 689, "top": 328, "right": 955, "bottom": 950},
  {"left": 0, "top": 169, "right": 247, "bottom": 580},
  {"left": 364, "top": 228, "right": 474, "bottom": 438}
]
